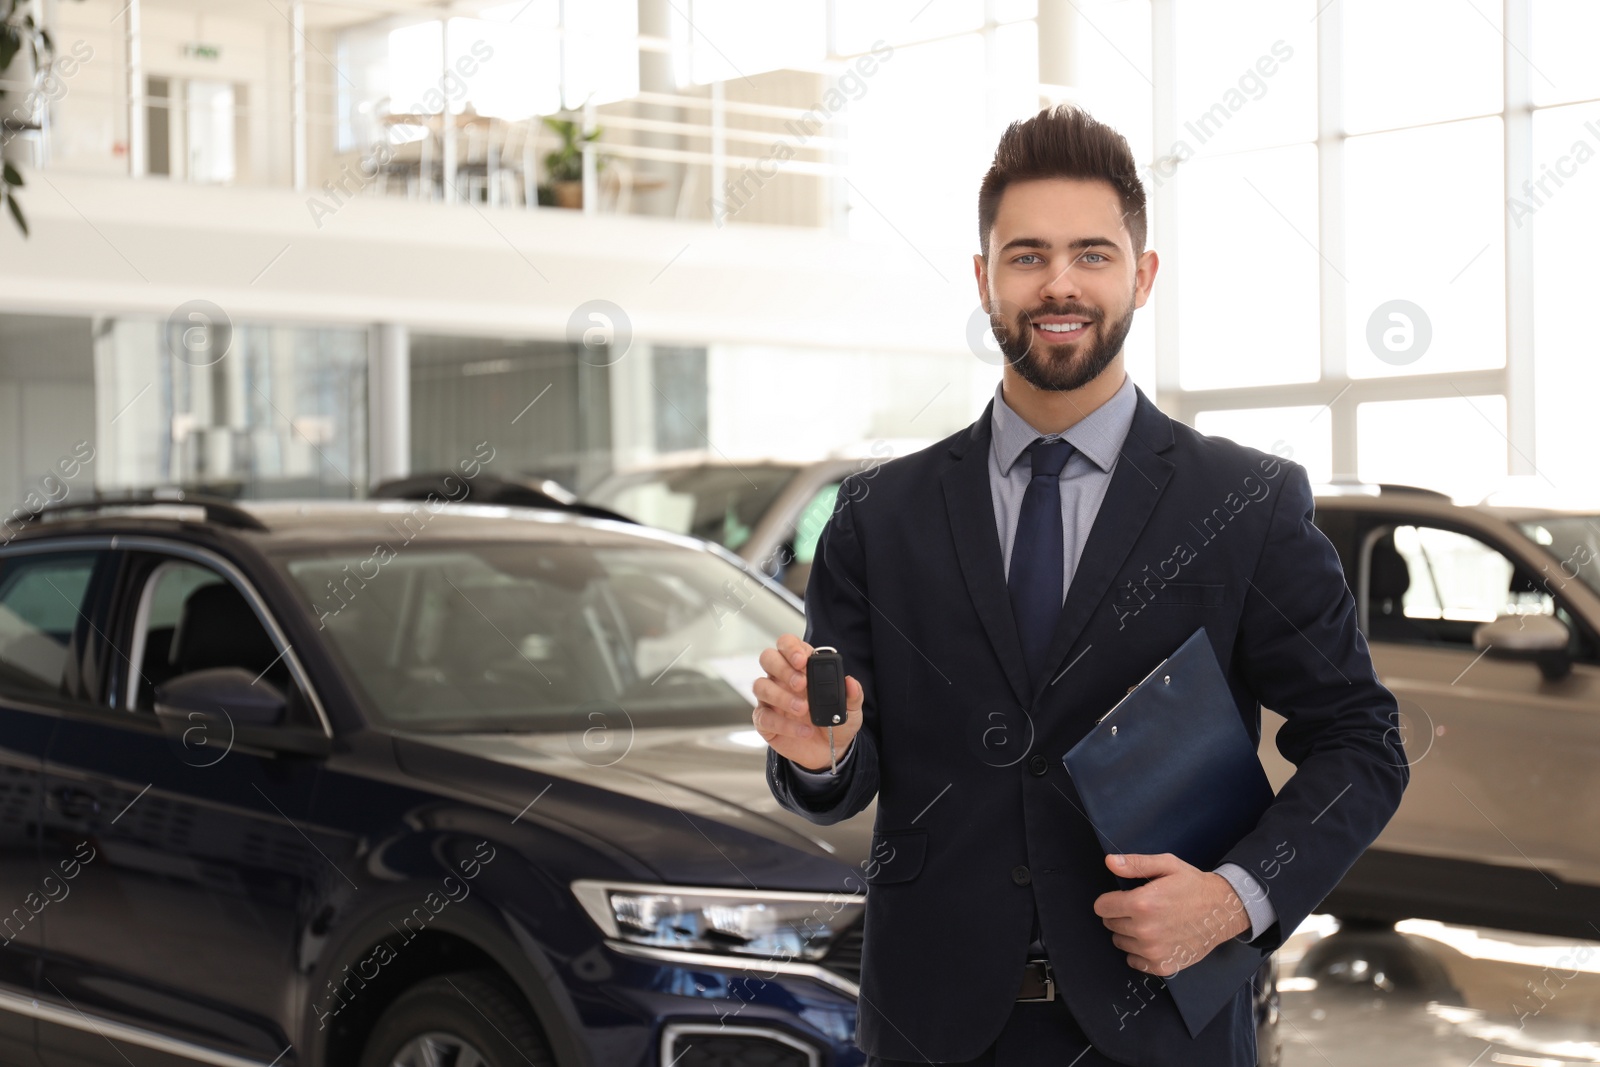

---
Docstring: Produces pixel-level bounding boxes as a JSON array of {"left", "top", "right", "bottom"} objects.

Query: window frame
[
  {"left": 109, "top": 541, "right": 333, "bottom": 737},
  {"left": 1157, "top": 0, "right": 1548, "bottom": 482}
]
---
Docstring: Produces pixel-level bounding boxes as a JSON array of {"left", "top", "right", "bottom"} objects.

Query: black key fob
[{"left": 805, "top": 646, "right": 847, "bottom": 727}]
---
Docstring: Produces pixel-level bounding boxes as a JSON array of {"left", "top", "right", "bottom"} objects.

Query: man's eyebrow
[{"left": 997, "top": 236, "right": 1119, "bottom": 254}]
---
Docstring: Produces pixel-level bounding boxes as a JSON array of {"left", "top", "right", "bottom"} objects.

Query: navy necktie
[{"left": 1007, "top": 437, "right": 1074, "bottom": 692}]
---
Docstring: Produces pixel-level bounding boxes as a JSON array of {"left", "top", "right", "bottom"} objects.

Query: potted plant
[
  {"left": 537, "top": 114, "right": 604, "bottom": 209},
  {"left": 1, "top": 0, "right": 60, "bottom": 234}
]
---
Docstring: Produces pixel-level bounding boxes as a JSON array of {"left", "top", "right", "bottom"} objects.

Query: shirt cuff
[
  {"left": 1214, "top": 862, "right": 1276, "bottom": 942},
  {"left": 787, "top": 738, "right": 856, "bottom": 791}
]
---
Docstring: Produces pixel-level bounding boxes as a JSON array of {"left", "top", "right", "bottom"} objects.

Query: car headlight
[{"left": 571, "top": 879, "right": 864, "bottom": 963}]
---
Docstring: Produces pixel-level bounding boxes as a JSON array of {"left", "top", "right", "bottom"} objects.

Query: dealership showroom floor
[{"left": 1279, "top": 916, "right": 1600, "bottom": 1065}]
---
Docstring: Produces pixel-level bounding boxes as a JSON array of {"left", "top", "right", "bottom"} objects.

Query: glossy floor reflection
[{"left": 1279, "top": 915, "right": 1600, "bottom": 1066}]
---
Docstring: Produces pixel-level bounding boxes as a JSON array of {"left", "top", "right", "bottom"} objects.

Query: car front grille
[
  {"left": 661, "top": 1025, "right": 819, "bottom": 1067},
  {"left": 819, "top": 917, "right": 863, "bottom": 985}
]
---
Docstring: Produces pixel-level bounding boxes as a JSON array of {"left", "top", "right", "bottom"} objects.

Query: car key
[{"left": 805, "top": 646, "right": 847, "bottom": 773}]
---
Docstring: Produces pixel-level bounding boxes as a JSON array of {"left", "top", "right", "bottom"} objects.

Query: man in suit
[{"left": 752, "top": 104, "right": 1408, "bottom": 1066}]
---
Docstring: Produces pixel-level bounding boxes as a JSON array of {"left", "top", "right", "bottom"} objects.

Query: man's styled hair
[{"left": 977, "top": 104, "right": 1148, "bottom": 261}]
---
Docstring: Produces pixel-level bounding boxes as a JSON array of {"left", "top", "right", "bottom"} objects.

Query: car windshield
[
  {"left": 274, "top": 541, "right": 801, "bottom": 733},
  {"left": 1515, "top": 515, "right": 1600, "bottom": 600},
  {"left": 586, "top": 465, "right": 798, "bottom": 552}
]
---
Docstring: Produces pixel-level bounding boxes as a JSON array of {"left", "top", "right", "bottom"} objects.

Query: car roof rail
[
  {"left": 372, "top": 472, "right": 638, "bottom": 525},
  {"left": 24, "top": 489, "right": 271, "bottom": 532},
  {"left": 1374, "top": 483, "right": 1450, "bottom": 499},
  {"left": 1319, "top": 479, "right": 1449, "bottom": 499}
]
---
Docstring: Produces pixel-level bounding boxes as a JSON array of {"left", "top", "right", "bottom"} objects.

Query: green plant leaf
[
  {"left": 5, "top": 191, "right": 28, "bottom": 237},
  {"left": 2, "top": 162, "right": 22, "bottom": 188}
]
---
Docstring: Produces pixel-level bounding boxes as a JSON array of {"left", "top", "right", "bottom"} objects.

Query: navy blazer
[{"left": 766, "top": 382, "right": 1409, "bottom": 1067}]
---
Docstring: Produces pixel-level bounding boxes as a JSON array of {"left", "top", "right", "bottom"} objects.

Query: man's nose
[{"left": 1038, "top": 256, "right": 1085, "bottom": 302}]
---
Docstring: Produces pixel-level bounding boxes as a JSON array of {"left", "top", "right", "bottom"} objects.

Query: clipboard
[{"left": 1061, "top": 626, "right": 1276, "bottom": 1037}]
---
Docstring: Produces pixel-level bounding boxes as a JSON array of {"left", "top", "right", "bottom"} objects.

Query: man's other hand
[
  {"left": 1092, "top": 852, "right": 1252, "bottom": 977},
  {"left": 752, "top": 633, "right": 865, "bottom": 774}
]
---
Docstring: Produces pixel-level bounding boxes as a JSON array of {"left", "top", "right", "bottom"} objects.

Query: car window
[
  {"left": 791, "top": 482, "right": 841, "bottom": 567},
  {"left": 0, "top": 551, "right": 100, "bottom": 701},
  {"left": 126, "top": 558, "right": 305, "bottom": 720},
  {"left": 1515, "top": 515, "right": 1600, "bottom": 601},
  {"left": 277, "top": 541, "right": 803, "bottom": 732},
  {"left": 1366, "top": 523, "right": 1556, "bottom": 647},
  {"left": 587, "top": 465, "right": 798, "bottom": 552}
]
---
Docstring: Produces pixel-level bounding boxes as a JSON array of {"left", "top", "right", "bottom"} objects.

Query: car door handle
[{"left": 47, "top": 787, "right": 101, "bottom": 820}]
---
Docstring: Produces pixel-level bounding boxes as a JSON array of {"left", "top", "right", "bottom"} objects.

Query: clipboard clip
[{"left": 1094, "top": 656, "right": 1172, "bottom": 724}]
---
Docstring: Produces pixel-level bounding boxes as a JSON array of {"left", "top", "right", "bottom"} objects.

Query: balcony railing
[{"left": 0, "top": 0, "right": 871, "bottom": 232}]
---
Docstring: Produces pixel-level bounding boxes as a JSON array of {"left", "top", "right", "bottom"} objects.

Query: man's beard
[{"left": 988, "top": 289, "right": 1135, "bottom": 392}]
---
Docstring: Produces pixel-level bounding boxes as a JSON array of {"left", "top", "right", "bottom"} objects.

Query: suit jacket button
[
  {"left": 1012, "top": 865, "right": 1031, "bottom": 886},
  {"left": 1029, "top": 754, "right": 1049, "bottom": 776}
]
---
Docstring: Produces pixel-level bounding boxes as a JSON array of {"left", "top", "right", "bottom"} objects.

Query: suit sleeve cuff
[
  {"left": 1215, "top": 862, "right": 1276, "bottom": 942},
  {"left": 787, "top": 738, "right": 856, "bottom": 792}
]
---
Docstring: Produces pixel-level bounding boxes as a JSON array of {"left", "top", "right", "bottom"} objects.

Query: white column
[
  {"left": 1149, "top": 0, "right": 1179, "bottom": 410},
  {"left": 1317, "top": 0, "right": 1356, "bottom": 481},
  {"left": 440, "top": 16, "right": 456, "bottom": 202},
  {"left": 368, "top": 324, "right": 410, "bottom": 489},
  {"left": 292, "top": 0, "right": 307, "bottom": 192},
  {"left": 1035, "top": 0, "right": 1079, "bottom": 100},
  {"left": 125, "top": 0, "right": 145, "bottom": 178},
  {"left": 609, "top": 344, "right": 656, "bottom": 471},
  {"left": 1503, "top": 0, "right": 1535, "bottom": 476}
]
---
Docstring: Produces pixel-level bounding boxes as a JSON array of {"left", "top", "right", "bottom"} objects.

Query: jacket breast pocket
[
  {"left": 1114, "top": 581, "right": 1226, "bottom": 607},
  {"left": 863, "top": 829, "right": 927, "bottom": 885}
]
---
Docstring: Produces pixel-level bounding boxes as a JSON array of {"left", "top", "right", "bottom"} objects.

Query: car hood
[{"left": 393, "top": 723, "right": 876, "bottom": 891}]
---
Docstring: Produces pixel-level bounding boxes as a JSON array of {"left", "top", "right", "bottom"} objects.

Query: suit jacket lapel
[
  {"left": 1031, "top": 384, "right": 1176, "bottom": 703},
  {"left": 939, "top": 385, "right": 1179, "bottom": 710},
  {"left": 940, "top": 398, "right": 1032, "bottom": 708}
]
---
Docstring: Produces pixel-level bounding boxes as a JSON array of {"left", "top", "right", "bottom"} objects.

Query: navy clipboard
[{"left": 1061, "top": 626, "right": 1275, "bottom": 1037}]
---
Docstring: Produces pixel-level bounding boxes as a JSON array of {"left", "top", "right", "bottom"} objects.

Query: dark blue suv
[
  {"left": 0, "top": 495, "right": 878, "bottom": 1067},
  {"left": 0, "top": 494, "right": 1276, "bottom": 1067}
]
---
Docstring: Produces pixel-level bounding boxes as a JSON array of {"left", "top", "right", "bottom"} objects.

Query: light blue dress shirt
[{"left": 786, "top": 373, "right": 1276, "bottom": 945}]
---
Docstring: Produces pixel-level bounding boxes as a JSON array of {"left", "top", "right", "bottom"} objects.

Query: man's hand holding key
[{"left": 753, "top": 633, "right": 865, "bottom": 774}]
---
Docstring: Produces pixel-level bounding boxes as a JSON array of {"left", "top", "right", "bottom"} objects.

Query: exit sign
[{"left": 182, "top": 42, "right": 221, "bottom": 60}]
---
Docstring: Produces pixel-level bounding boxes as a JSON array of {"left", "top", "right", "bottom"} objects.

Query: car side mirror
[
  {"left": 1472, "top": 615, "right": 1572, "bottom": 681},
  {"left": 154, "top": 667, "right": 331, "bottom": 758}
]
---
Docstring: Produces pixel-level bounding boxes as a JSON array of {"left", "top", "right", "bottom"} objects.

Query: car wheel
[{"left": 358, "top": 970, "right": 556, "bottom": 1067}]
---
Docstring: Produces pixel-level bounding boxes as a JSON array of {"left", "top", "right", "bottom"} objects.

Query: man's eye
[
  {"left": 1014, "top": 254, "right": 1041, "bottom": 265},
  {"left": 1079, "top": 252, "right": 1108, "bottom": 265}
]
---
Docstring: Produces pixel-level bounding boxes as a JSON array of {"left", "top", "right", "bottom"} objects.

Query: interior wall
[{"left": 0, "top": 315, "right": 97, "bottom": 522}]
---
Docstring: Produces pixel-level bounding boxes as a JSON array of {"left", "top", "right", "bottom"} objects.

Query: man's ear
[{"left": 973, "top": 252, "right": 991, "bottom": 309}]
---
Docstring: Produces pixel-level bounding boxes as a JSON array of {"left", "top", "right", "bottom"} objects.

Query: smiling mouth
[{"left": 1032, "top": 320, "right": 1091, "bottom": 342}]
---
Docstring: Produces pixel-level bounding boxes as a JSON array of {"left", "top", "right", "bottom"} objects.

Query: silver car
[{"left": 1263, "top": 482, "right": 1600, "bottom": 939}]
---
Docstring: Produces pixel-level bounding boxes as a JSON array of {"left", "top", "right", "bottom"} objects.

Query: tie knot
[{"left": 1026, "top": 437, "right": 1074, "bottom": 479}]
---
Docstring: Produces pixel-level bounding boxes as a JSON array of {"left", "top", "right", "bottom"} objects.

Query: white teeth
[{"left": 1036, "top": 322, "right": 1085, "bottom": 333}]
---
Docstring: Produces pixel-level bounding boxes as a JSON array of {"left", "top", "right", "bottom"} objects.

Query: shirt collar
[{"left": 991, "top": 371, "right": 1138, "bottom": 477}]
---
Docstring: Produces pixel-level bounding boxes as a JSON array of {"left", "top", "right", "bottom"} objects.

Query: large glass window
[
  {"left": 1342, "top": 0, "right": 1503, "bottom": 133},
  {"left": 1529, "top": 100, "right": 1600, "bottom": 498},
  {"left": 1194, "top": 406, "right": 1330, "bottom": 483},
  {"left": 93, "top": 318, "right": 368, "bottom": 498},
  {"left": 1175, "top": 144, "right": 1320, "bottom": 390},
  {"left": 1356, "top": 396, "right": 1508, "bottom": 500},
  {"left": 1172, "top": 0, "right": 1316, "bottom": 160},
  {"left": 1530, "top": 0, "right": 1600, "bottom": 106},
  {"left": 1344, "top": 119, "right": 1506, "bottom": 379}
]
